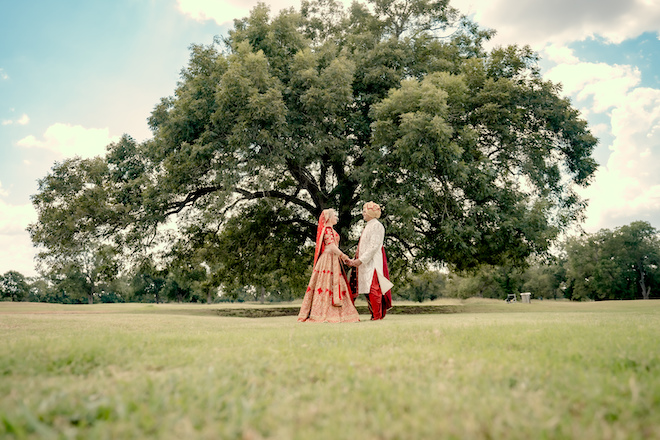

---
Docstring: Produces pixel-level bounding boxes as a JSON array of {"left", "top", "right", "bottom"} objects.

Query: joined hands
[{"left": 342, "top": 256, "right": 362, "bottom": 267}]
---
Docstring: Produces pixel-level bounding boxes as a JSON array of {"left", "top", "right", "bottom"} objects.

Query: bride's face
[{"left": 326, "top": 211, "right": 338, "bottom": 226}]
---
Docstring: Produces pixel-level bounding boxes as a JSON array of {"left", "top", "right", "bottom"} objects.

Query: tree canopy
[
  {"left": 0, "top": 271, "right": 30, "bottom": 302},
  {"left": 29, "top": 0, "right": 597, "bottom": 294},
  {"left": 564, "top": 221, "right": 660, "bottom": 300}
]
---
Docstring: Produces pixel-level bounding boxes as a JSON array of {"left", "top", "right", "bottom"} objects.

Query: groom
[{"left": 346, "top": 201, "right": 393, "bottom": 320}]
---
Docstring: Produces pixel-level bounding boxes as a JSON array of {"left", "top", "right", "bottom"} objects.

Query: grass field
[{"left": 1, "top": 299, "right": 659, "bottom": 439}]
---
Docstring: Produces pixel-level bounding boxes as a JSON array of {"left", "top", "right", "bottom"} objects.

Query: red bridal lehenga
[{"left": 297, "top": 213, "right": 360, "bottom": 323}]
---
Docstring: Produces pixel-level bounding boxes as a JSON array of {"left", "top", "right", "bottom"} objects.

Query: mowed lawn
[{"left": 1, "top": 300, "right": 659, "bottom": 439}]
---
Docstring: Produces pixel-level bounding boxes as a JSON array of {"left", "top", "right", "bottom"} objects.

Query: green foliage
[
  {"left": 406, "top": 220, "right": 659, "bottom": 303},
  {"left": 445, "top": 264, "right": 523, "bottom": 299},
  {"left": 26, "top": 277, "right": 50, "bottom": 302},
  {"left": 521, "top": 261, "right": 566, "bottom": 299},
  {"left": 394, "top": 270, "right": 446, "bottom": 302},
  {"left": 0, "top": 271, "right": 30, "bottom": 301},
  {"left": 129, "top": 260, "right": 167, "bottom": 303},
  {"left": 443, "top": 259, "right": 565, "bottom": 300},
  {"left": 209, "top": 202, "right": 312, "bottom": 296},
  {"left": 565, "top": 221, "right": 660, "bottom": 300},
  {"left": 368, "top": 50, "right": 595, "bottom": 269},
  {"left": 28, "top": 154, "right": 122, "bottom": 304},
  {"left": 45, "top": 245, "right": 119, "bottom": 304},
  {"left": 28, "top": 0, "right": 598, "bottom": 296}
]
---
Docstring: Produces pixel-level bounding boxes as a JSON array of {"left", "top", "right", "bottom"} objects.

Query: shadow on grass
[
  {"left": 213, "top": 304, "right": 464, "bottom": 318},
  {"left": 11, "top": 299, "right": 640, "bottom": 318}
]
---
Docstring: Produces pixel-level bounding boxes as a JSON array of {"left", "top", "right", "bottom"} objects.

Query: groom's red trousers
[{"left": 368, "top": 270, "right": 386, "bottom": 320}]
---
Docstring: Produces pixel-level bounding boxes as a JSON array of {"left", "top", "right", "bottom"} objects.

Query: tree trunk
[
  {"left": 207, "top": 290, "right": 212, "bottom": 304},
  {"left": 638, "top": 266, "right": 649, "bottom": 299},
  {"left": 88, "top": 278, "right": 95, "bottom": 304}
]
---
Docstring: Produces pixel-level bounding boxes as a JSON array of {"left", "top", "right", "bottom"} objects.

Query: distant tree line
[
  {"left": 397, "top": 220, "right": 660, "bottom": 302},
  {"left": 5, "top": 220, "right": 658, "bottom": 304}
]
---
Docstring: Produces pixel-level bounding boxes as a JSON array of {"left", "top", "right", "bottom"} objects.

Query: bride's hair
[{"left": 323, "top": 208, "right": 337, "bottom": 222}]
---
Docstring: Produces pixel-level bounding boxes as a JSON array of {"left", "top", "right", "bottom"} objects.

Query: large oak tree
[{"left": 29, "top": 0, "right": 597, "bottom": 294}]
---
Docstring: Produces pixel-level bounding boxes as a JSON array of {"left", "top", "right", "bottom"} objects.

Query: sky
[{"left": 1, "top": 0, "right": 659, "bottom": 277}]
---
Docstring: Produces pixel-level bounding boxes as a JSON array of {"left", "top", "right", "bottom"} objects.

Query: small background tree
[{"left": 0, "top": 271, "right": 30, "bottom": 302}]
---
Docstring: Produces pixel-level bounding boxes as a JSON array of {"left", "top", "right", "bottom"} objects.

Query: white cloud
[
  {"left": 3, "top": 113, "right": 30, "bottom": 126},
  {"left": 176, "top": 0, "right": 354, "bottom": 25},
  {"left": 177, "top": 0, "right": 251, "bottom": 24},
  {"left": 17, "top": 123, "right": 120, "bottom": 159},
  {"left": 609, "top": 87, "right": 660, "bottom": 180},
  {"left": 452, "top": 0, "right": 660, "bottom": 48},
  {"left": 543, "top": 44, "right": 580, "bottom": 65},
  {"left": 578, "top": 87, "right": 660, "bottom": 231},
  {"left": 0, "top": 68, "right": 7, "bottom": 80},
  {"left": 544, "top": 53, "right": 642, "bottom": 113},
  {"left": 0, "top": 181, "right": 9, "bottom": 198},
  {"left": 590, "top": 123, "right": 610, "bottom": 138},
  {"left": 541, "top": 47, "right": 660, "bottom": 234},
  {"left": 0, "top": 187, "right": 38, "bottom": 276},
  {"left": 17, "top": 114, "right": 29, "bottom": 125},
  {"left": 0, "top": 202, "right": 36, "bottom": 241}
]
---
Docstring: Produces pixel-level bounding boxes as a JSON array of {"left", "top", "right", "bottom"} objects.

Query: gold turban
[{"left": 363, "top": 201, "right": 381, "bottom": 219}]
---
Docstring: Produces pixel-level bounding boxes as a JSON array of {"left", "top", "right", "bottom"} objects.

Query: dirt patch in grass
[{"left": 214, "top": 304, "right": 464, "bottom": 318}]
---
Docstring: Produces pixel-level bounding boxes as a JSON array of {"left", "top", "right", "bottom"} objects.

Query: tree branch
[
  {"left": 165, "top": 185, "right": 221, "bottom": 216},
  {"left": 234, "top": 187, "right": 317, "bottom": 214},
  {"left": 286, "top": 158, "right": 324, "bottom": 212}
]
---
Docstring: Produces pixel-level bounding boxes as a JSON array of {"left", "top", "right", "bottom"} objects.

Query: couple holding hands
[{"left": 298, "top": 202, "right": 394, "bottom": 323}]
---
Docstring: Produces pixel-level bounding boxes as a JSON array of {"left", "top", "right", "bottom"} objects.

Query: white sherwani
[{"left": 356, "top": 219, "right": 394, "bottom": 294}]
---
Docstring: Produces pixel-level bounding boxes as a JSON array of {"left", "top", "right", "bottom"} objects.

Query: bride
[{"left": 297, "top": 209, "right": 360, "bottom": 323}]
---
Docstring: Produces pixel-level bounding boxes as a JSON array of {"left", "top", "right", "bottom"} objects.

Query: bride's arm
[
  {"left": 324, "top": 242, "right": 349, "bottom": 260},
  {"left": 323, "top": 229, "right": 349, "bottom": 261}
]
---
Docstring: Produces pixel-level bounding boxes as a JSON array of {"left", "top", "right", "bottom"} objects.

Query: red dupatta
[
  {"left": 382, "top": 247, "right": 392, "bottom": 310},
  {"left": 313, "top": 211, "right": 328, "bottom": 267}
]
